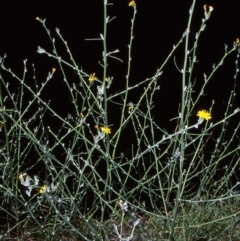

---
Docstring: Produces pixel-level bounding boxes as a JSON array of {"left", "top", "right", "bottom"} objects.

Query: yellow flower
[
  {"left": 209, "top": 6, "right": 213, "bottom": 12},
  {"left": 203, "top": 5, "right": 213, "bottom": 13},
  {"left": 39, "top": 185, "right": 48, "bottom": 194},
  {"left": 88, "top": 73, "right": 96, "bottom": 82},
  {"left": 197, "top": 110, "right": 211, "bottom": 120},
  {"left": 100, "top": 126, "right": 111, "bottom": 134},
  {"left": 129, "top": 0, "right": 135, "bottom": 7},
  {"left": 18, "top": 173, "right": 26, "bottom": 183},
  {"left": 235, "top": 38, "right": 240, "bottom": 47}
]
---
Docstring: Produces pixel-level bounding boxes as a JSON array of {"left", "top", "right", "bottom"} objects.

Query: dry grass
[{"left": 1, "top": 196, "right": 240, "bottom": 241}]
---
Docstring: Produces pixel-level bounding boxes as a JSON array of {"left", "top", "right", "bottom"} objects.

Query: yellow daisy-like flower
[
  {"left": 100, "top": 126, "right": 111, "bottom": 134},
  {"left": 129, "top": 0, "right": 135, "bottom": 7},
  {"left": 197, "top": 110, "right": 211, "bottom": 120},
  {"left": 88, "top": 73, "right": 96, "bottom": 82},
  {"left": 39, "top": 185, "right": 48, "bottom": 194}
]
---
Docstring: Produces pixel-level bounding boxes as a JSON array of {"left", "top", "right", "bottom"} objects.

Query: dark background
[
  {"left": 0, "top": 0, "right": 240, "bottom": 210},
  {"left": 0, "top": 0, "right": 239, "bottom": 123},
  {"left": 1, "top": 0, "right": 240, "bottom": 161}
]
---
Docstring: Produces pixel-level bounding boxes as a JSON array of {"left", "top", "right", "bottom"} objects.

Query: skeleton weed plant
[{"left": 0, "top": 0, "right": 240, "bottom": 240}]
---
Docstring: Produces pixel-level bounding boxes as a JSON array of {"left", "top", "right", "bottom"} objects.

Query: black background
[
  {"left": 1, "top": 0, "right": 240, "bottom": 183},
  {"left": 0, "top": 1, "right": 239, "bottom": 124}
]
